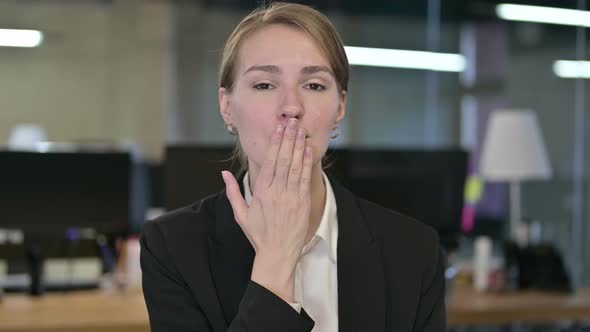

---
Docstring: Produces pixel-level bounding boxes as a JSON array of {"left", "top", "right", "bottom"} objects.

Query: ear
[
  {"left": 219, "top": 87, "right": 233, "bottom": 125},
  {"left": 334, "top": 90, "right": 347, "bottom": 126}
]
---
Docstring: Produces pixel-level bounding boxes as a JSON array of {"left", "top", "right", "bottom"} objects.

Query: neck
[{"left": 248, "top": 163, "right": 326, "bottom": 244}]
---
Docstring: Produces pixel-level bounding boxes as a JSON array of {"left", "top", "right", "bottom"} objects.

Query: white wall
[
  {"left": 174, "top": 5, "right": 463, "bottom": 148},
  {"left": 0, "top": 0, "right": 175, "bottom": 160}
]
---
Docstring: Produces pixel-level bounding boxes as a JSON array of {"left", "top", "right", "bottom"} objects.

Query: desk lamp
[{"left": 480, "top": 110, "right": 552, "bottom": 244}]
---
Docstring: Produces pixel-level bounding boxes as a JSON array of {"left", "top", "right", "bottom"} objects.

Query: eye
[
  {"left": 305, "top": 83, "right": 326, "bottom": 91},
  {"left": 253, "top": 83, "right": 273, "bottom": 90}
]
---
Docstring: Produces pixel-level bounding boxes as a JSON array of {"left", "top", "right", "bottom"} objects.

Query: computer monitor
[
  {"left": 0, "top": 150, "right": 131, "bottom": 238},
  {"left": 164, "top": 145, "right": 237, "bottom": 211},
  {"left": 327, "top": 148, "right": 468, "bottom": 250},
  {"left": 164, "top": 146, "right": 467, "bottom": 249}
]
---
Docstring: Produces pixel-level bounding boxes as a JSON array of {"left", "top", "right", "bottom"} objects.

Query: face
[{"left": 219, "top": 24, "right": 346, "bottom": 171}]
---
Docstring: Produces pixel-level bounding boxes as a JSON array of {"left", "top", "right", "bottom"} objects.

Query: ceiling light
[
  {"left": 344, "top": 46, "right": 466, "bottom": 72},
  {"left": 0, "top": 29, "right": 43, "bottom": 48},
  {"left": 496, "top": 4, "right": 590, "bottom": 27},
  {"left": 553, "top": 60, "right": 590, "bottom": 79}
]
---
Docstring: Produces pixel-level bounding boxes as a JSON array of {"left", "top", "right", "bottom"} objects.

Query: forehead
[{"left": 236, "top": 24, "right": 331, "bottom": 73}]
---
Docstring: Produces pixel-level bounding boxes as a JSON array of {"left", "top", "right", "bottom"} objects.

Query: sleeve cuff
[{"left": 238, "top": 280, "right": 315, "bottom": 331}]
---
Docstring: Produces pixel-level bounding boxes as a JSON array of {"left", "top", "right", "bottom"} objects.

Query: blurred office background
[{"left": 0, "top": 0, "right": 588, "bottom": 331}]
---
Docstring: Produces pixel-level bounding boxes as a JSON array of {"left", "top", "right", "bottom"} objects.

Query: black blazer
[{"left": 140, "top": 177, "right": 446, "bottom": 332}]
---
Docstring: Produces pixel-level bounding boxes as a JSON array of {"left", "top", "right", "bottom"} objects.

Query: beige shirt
[{"left": 243, "top": 172, "right": 339, "bottom": 332}]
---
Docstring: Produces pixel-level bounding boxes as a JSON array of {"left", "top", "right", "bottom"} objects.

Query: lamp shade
[{"left": 480, "top": 110, "right": 552, "bottom": 181}]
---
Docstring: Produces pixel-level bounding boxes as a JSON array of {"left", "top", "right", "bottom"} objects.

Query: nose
[{"left": 278, "top": 87, "right": 304, "bottom": 122}]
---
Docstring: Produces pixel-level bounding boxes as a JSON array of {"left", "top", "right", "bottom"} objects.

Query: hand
[{"left": 221, "top": 118, "right": 313, "bottom": 302}]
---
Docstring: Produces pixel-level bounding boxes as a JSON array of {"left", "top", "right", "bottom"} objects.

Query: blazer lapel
[
  {"left": 209, "top": 184, "right": 256, "bottom": 328},
  {"left": 332, "top": 179, "right": 386, "bottom": 332}
]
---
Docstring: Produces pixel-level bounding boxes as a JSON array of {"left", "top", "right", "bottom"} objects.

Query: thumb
[{"left": 221, "top": 171, "right": 248, "bottom": 224}]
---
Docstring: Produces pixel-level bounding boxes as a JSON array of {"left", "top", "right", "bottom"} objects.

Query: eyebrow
[
  {"left": 244, "top": 65, "right": 280, "bottom": 74},
  {"left": 301, "top": 65, "right": 333, "bottom": 76},
  {"left": 243, "top": 65, "right": 334, "bottom": 77}
]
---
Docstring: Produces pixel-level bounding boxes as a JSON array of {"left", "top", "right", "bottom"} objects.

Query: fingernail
[
  {"left": 276, "top": 125, "right": 284, "bottom": 133},
  {"left": 221, "top": 171, "right": 228, "bottom": 183},
  {"left": 288, "top": 118, "right": 297, "bottom": 127}
]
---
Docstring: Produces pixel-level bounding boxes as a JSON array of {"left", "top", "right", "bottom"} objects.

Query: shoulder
[
  {"left": 356, "top": 196, "right": 439, "bottom": 243},
  {"left": 353, "top": 196, "right": 442, "bottom": 262},
  {"left": 328, "top": 176, "right": 441, "bottom": 258},
  {"left": 141, "top": 193, "right": 219, "bottom": 254}
]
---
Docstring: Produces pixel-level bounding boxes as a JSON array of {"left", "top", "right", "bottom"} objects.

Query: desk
[
  {"left": 0, "top": 289, "right": 149, "bottom": 332},
  {"left": 448, "top": 287, "right": 590, "bottom": 326},
  {"left": 1, "top": 287, "right": 590, "bottom": 331}
]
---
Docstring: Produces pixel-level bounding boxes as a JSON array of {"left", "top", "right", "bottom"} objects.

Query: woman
[{"left": 141, "top": 2, "right": 446, "bottom": 331}]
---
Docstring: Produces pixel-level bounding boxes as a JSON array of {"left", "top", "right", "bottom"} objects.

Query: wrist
[{"left": 251, "top": 254, "right": 297, "bottom": 303}]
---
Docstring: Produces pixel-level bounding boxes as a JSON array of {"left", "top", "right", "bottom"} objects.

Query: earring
[
  {"left": 226, "top": 124, "right": 237, "bottom": 136},
  {"left": 331, "top": 127, "right": 340, "bottom": 139}
]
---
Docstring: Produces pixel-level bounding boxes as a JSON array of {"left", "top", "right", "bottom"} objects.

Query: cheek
[
  {"left": 232, "top": 93, "right": 272, "bottom": 131},
  {"left": 302, "top": 98, "right": 340, "bottom": 163},
  {"left": 232, "top": 101, "right": 275, "bottom": 166},
  {"left": 304, "top": 97, "right": 339, "bottom": 134},
  {"left": 303, "top": 91, "right": 340, "bottom": 120}
]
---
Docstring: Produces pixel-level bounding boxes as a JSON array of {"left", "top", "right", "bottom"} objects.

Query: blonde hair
[{"left": 219, "top": 2, "right": 349, "bottom": 174}]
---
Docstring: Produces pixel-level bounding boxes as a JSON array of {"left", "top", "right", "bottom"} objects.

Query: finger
[
  {"left": 275, "top": 118, "right": 298, "bottom": 189},
  {"left": 287, "top": 128, "right": 306, "bottom": 193},
  {"left": 299, "top": 146, "right": 313, "bottom": 199},
  {"left": 221, "top": 171, "right": 248, "bottom": 224},
  {"left": 258, "top": 124, "right": 284, "bottom": 189}
]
